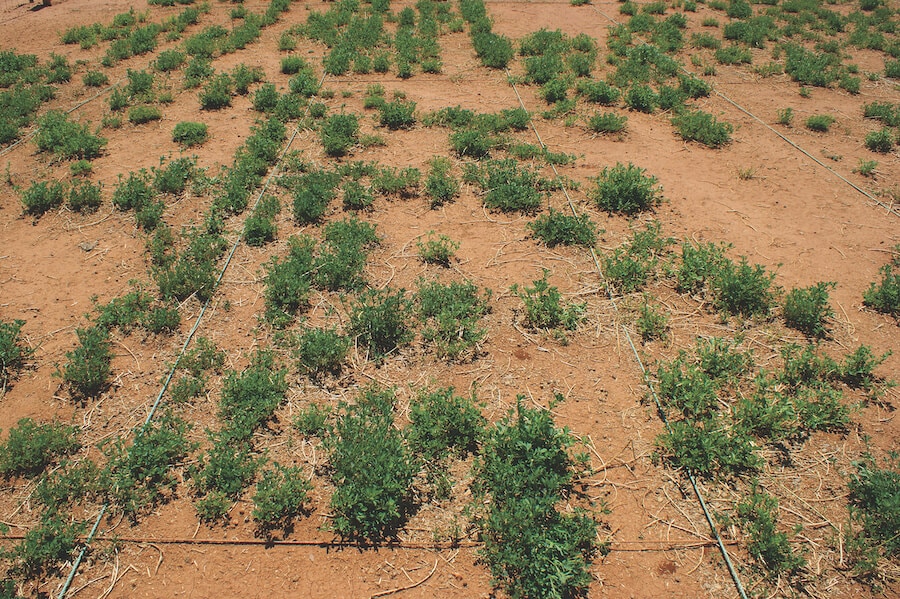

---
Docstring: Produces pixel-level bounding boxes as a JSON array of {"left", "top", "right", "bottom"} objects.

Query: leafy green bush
[
  {"left": 465, "top": 159, "right": 548, "bottom": 213},
  {"left": 576, "top": 79, "right": 621, "bottom": 105},
  {"left": 805, "top": 114, "right": 835, "bottom": 132},
  {"left": 588, "top": 111, "right": 627, "bottom": 134},
  {"left": 672, "top": 110, "right": 733, "bottom": 147},
  {"left": 20, "top": 180, "right": 65, "bottom": 217},
  {"left": 602, "top": 221, "right": 672, "bottom": 294},
  {"left": 326, "top": 386, "right": 417, "bottom": 541},
  {"left": 199, "top": 73, "right": 233, "bottom": 109},
  {"left": 153, "top": 156, "right": 195, "bottom": 195},
  {"left": 407, "top": 387, "right": 485, "bottom": 463},
  {"left": 416, "top": 232, "right": 459, "bottom": 266},
  {"left": 848, "top": 453, "right": 900, "bottom": 578},
  {"left": 6, "top": 513, "right": 84, "bottom": 580},
  {"left": 472, "top": 31, "right": 515, "bottom": 69},
  {"left": 320, "top": 113, "right": 359, "bottom": 157},
  {"left": 172, "top": 121, "right": 208, "bottom": 147},
  {"left": 378, "top": 99, "right": 417, "bottom": 130},
  {"left": 417, "top": 278, "right": 491, "bottom": 361},
  {"left": 296, "top": 327, "right": 350, "bottom": 378},
  {"left": 100, "top": 411, "right": 194, "bottom": 519},
  {"left": 294, "top": 404, "right": 331, "bottom": 437},
  {"left": 67, "top": 179, "right": 103, "bottom": 213},
  {"left": 424, "top": 156, "right": 459, "bottom": 208},
  {"left": 637, "top": 298, "right": 668, "bottom": 341},
  {"left": 864, "top": 261, "right": 900, "bottom": 316},
  {"left": 0, "top": 419, "right": 80, "bottom": 478},
  {"left": 474, "top": 400, "right": 599, "bottom": 599},
  {"left": 349, "top": 288, "right": 414, "bottom": 361},
  {"left": 676, "top": 240, "right": 731, "bottom": 294},
  {"left": 736, "top": 486, "right": 806, "bottom": 574},
  {"left": 194, "top": 434, "right": 262, "bottom": 519},
  {"left": 314, "top": 216, "right": 379, "bottom": 291},
  {"left": 589, "top": 162, "right": 662, "bottom": 214},
  {"left": 219, "top": 350, "right": 288, "bottom": 440},
  {"left": 61, "top": 326, "right": 112, "bottom": 400},
  {"left": 372, "top": 165, "right": 421, "bottom": 197},
  {"left": 154, "top": 49, "right": 186, "bottom": 72},
  {"left": 35, "top": 111, "right": 106, "bottom": 160},
  {"left": 0, "top": 319, "right": 32, "bottom": 389},
  {"left": 840, "top": 345, "right": 891, "bottom": 394},
  {"left": 656, "top": 415, "right": 762, "bottom": 479},
  {"left": 511, "top": 269, "right": 585, "bottom": 333},
  {"left": 528, "top": 210, "right": 598, "bottom": 248},
  {"left": 625, "top": 84, "right": 658, "bottom": 113},
  {"left": 82, "top": 70, "right": 109, "bottom": 87},
  {"left": 128, "top": 104, "right": 162, "bottom": 125},
  {"left": 252, "top": 463, "right": 311, "bottom": 528},
  {"left": 341, "top": 179, "right": 373, "bottom": 211},
  {"left": 864, "top": 128, "right": 895, "bottom": 153},
  {"left": 783, "top": 281, "right": 836, "bottom": 337},
  {"left": 263, "top": 235, "right": 314, "bottom": 327},
  {"left": 292, "top": 169, "right": 340, "bottom": 224},
  {"left": 153, "top": 224, "right": 227, "bottom": 302},
  {"left": 713, "top": 257, "right": 777, "bottom": 318},
  {"left": 126, "top": 69, "right": 155, "bottom": 99},
  {"left": 715, "top": 44, "right": 753, "bottom": 65}
]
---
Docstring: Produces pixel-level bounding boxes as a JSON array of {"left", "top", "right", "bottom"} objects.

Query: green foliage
[
  {"left": 5, "top": 513, "right": 84, "bottom": 580},
  {"left": 67, "top": 179, "right": 103, "bottom": 213},
  {"left": 464, "top": 159, "right": 549, "bottom": 213},
  {"left": 589, "top": 162, "right": 662, "bottom": 215},
  {"left": 294, "top": 403, "right": 331, "bottom": 437},
  {"left": 252, "top": 463, "right": 311, "bottom": 528},
  {"left": 713, "top": 257, "right": 777, "bottom": 318},
  {"left": 296, "top": 327, "right": 351, "bottom": 378},
  {"left": 625, "top": 84, "right": 658, "bottom": 113},
  {"left": 320, "top": 113, "right": 359, "bottom": 157},
  {"left": 848, "top": 453, "right": 900, "bottom": 576},
  {"left": 35, "top": 111, "right": 106, "bottom": 160},
  {"left": 82, "top": 70, "right": 109, "bottom": 87},
  {"left": 100, "top": 411, "right": 194, "bottom": 519},
  {"left": 128, "top": 104, "right": 162, "bottom": 125},
  {"left": 341, "top": 179, "right": 373, "bottom": 211},
  {"left": 378, "top": 99, "right": 417, "bottom": 129},
  {"left": 407, "top": 387, "right": 485, "bottom": 463},
  {"left": 244, "top": 194, "right": 279, "bottom": 247},
  {"left": 576, "top": 79, "right": 620, "bottom": 105},
  {"left": 219, "top": 350, "right": 288, "bottom": 440},
  {"left": 169, "top": 337, "right": 224, "bottom": 403},
  {"left": 153, "top": 156, "right": 195, "bottom": 195},
  {"left": 783, "top": 44, "right": 841, "bottom": 87},
  {"left": 0, "top": 319, "right": 31, "bottom": 389},
  {"left": 417, "top": 278, "right": 491, "bottom": 361},
  {"left": 20, "top": 180, "right": 65, "bottom": 217},
  {"left": 511, "top": 269, "right": 585, "bottom": 333},
  {"left": 864, "top": 261, "right": 900, "bottom": 315},
  {"left": 672, "top": 110, "right": 733, "bottom": 147},
  {"left": 715, "top": 44, "right": 752, "bottom": 65},
  {"left": 126, "top": 68, "right": 155, "bottom": 99},
  {"left": 655, "top": 415, "right": 762, "bottom": 479},
  {"left": 864, "top": 128, "right": 895, "bottom": 153},
  {"left": 61, "top": 326, "right": 112, "bottom": 400},
  {"left": 172, "top": 121, "right": 208, "bottom": 147},
  {"left": 326, "top": 386, "right": 417, "bottom": 541},
  {"left": 372, "top": 165, "right": 421, "bottom": 197},
  {"left": 292, "top": 169, "right": 340, "bottom": 224},
  {"left": 416, "top": 232, "right": 459, "bottom": 266},
  {"left": 840, "top": 345, "right": 891, "bottom": 394},
  {"left": 474, "top": 400, "right": 599, "bottom": 599},
  {"left": 472, "top": 31, "right": 515, "bottom": 69},
  {"left": 231, "top": 64, "right": 264, "bottom": 95},
  {"left": 199, "top": 73, "right": 233, "bottom": 110},
  {"left": 153, "top": 224, "right": 227, "bottom": 302},
  {"left": 314, "top": 216, "right": 378, "bottom": 291},
  {"left": 349, "top": 287, "right": 414, "bottom": 361},
  {"left": 588, "top": 111, "right": 627, "bottom": 134},
  {"left": 805, "top": 114, "right": 835, "bottom": 132},
  {"left": 424, "top": 156, "right": 459, "bottom": 207},
  {"left": 154, "top": 49, "right": 186, "bottom": 72},
  {"left": 34, "top": 460, "right": 99, "bottom": 513},
  {"left": 736, "top": 485, "right": 806, "bottom": 574},
  {"left": 263, "top": 235, "right": 315, "bottom": 327},
  {"left": 637, "top": 298, "right": 668, "bottom": 341},
  {"left": 0, "top": 419, "right": 79, "bottom": 478},
  {"left": 194, "top": 433, "right": 262, "bottom": 518},
  {"left": 783, "top": 281, "right": 836, "bottom": 337},
  {"left": 528, "top": 210, "right": 598, "bottom": 248}
]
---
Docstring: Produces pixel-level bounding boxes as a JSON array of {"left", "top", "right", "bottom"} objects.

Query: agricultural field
[{"left": 0, "top": 0, "right": 898, "bottom": 596}]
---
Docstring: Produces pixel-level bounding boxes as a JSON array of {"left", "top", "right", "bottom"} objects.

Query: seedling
[
  {"left": 511, "top": 269, "right": 585, "bottom": 333},
  {"left": 416, "top": 232, "right": 459, "bottom": 266}
]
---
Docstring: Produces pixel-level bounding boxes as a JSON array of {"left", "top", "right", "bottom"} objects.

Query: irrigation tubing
[
  {"left": 586, "top": 4, "right": 900, "bottom": 219},
  {"left": 55, "top": 71, "right": 328, "bottom": 599},
  {"left": 506, "top": 73, "right": 751, "bottom": 599}
]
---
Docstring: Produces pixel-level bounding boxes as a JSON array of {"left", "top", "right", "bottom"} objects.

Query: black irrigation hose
[
  {"left": 505, "top": 72, "right": 752, "bottom": 599},
  {"left": 56, "top": 70, "right": 329, "bottom": 599}
]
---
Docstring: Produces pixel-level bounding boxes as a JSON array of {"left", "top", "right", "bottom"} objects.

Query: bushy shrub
[
  {"left": 805, "top": 114, "right": 835, "bottom": 132},
  {"left": 292, "top": 169, "right": 340, "bottom": 223},
  {"left": 528, "top": 210, "right": 598, "bottom": 247},
  {"left": 783, "top": 281, "right": 836, "bottom": 337},
  {"left": 35, "top": 111, "right": 106, "bottom": 160},
  {"left": 0, "top": 419, "right": 80, "bottom": 477},
  {"left": 672, "top": 110, "right": 733, "bottom": 147},
  {"left": 128, "top": 105, "right": 162, "bottom": 125},
  {"left": 252, "top": 463, "right": 312, "bottom": 528},
  {"left": 263, "top": 235, "right": 315, "bottom": 327},
  {"left": 21, "top": 180, "right": 65, "bottom": 217},
  {"left": 865, "top": 128, "right": 895, "bottom": 153},
  {"left": 588, "top": 162, "right": 662, "bottom": 214},
  {"left": 378, "top": 100, "right": 417, "bottom": 130},
  {"left": 416, "top": 232, "right": 459, "bottom": 266},
  {"left": 417, "top": 278, "right": 491, "bottom": 361},
  {"left": 243, "top": 194, "right": 279, "bottom": 246},
  {"left": 172, "top": 121, "right": 208, "bottom": 147},
  {"left": 61, "top": 326, "right": 112, "bottom": 400},
  {"left": 296, "top": 327, "right": 351, "bottom": 378},
  {"left": 349, "top": 287, "right": 414, "bottom": 361},
  {"left": 424, "top": 156, "right": 459, "bottom": 207},
  {"left": 320, "top": 113, "right": 359, "bottom": 157},
  {"left": 67, "top": 180, "right": 102, "bottom": 213},
  {"left": 407, "top": 387, "right": 485, "bottom": 463},
  {"left": 0, "top": 319, "right": 32, "bottom": 389},
  {"left": 713, "top": 257, "right": 778, "bottom": 318},
  {"left": 511, "top": 269, "right": 585, "bottom": 332},
  {"left": 588, "top": 111, "right": 627, "bottom": 134},
  {"left": 199, "top": 73, "right": 233, "bottom": 109}
]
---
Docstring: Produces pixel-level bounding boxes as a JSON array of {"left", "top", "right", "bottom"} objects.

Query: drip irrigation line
[
  {"left": 56, "top": 72, "right": 327, "bottom": 599},
  {"left": 585, "top": 4, "right": 899, "bottom": 219},
  {"left": 506, "top": 73, "right": 750, "bottom": 599}
]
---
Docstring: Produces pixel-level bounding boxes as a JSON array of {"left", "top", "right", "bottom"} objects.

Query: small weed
[
  {"left": 294, "top": 404, "right": 331, "bottom": 437},
  {"left": 777, "top": 107, "right": 794, "bottom": 126},
  {"left": 314, "top": 216, "right": 379, "bottom": 291},
  {"left": 864, "top": 128, "right": 895, "bottom": 153},
  {"left": 67, "top": 179, "right": 103, "bottom": 213},
  {"left": 407, "top": 387, "right": 484, "bottom": 463},
  {"left": 263, "top": 235, "right": 314, "bottom": 327},
  {"left": 0, "top": 419, "right": 80, "bottom": 478},
  {"left": 676, "top": 240, "right": 732, "bottom": 295},
  {"left": 128, "top": 104, "right": 162, "bottom": 125},
  {"left": 378, "top": 99, "right": 417, "bottom": 130},
  {"left": 199, "top": 73, "right": 233, "bottom": 110},
  {"left": 736, "top": 485, "right": 806, "bottom": 575},
  {"left": 252, "top": 463, "right": 312, "bottom": 529},
  {"left": 244, "top": 194, "right": 280, "bottom": 247},
  {"left": 589, "top": 162, "right": 662, "bottom": 215},
  {"left": 528, "top": 210, "right": 598, "bottom": 248},
  {"left": 35, "top": 111, "right": 106, "bottom": 160},
  {"left": 417, "top": 278, "right": 492, "bottom": 361},
  {"left": 637, "top": 297, "right": 668, "bottom": 341},
  {"left": 416, "top": 232, "right": 459, "bottom": 266},
  {"left": 672, "top": 110, "right": 733, "bottom": 148},
  {"left": 320, "top": 113, "right": 359, "bottom": 157},
  {"left": 296, "top": 327, "right": 350, "bottom": 378},
  {"left": 172, "top": 121, "right": 208, "bottom": 147},
  {"left": 349, "top": 287, "right": 414, "bottom": 361},
  {"left": 0, "top": 319, "right": 32, "bottom": 389},
  {"left": 847, "top": 453, "right": 900, "bottom": 579},
  {"left": 713, "top": 257, "right": 778, "bottom": 318},
  {"left": 424, "top": 156, "right": 459, "bottom": 208},
  {"left": 511, "top": 269, "right": 585, "bottom": 333},
  {"left": 20, "top": 180, "right": 65, "bottom": 217},
  {"left": 783, "top": 281, "right": 836, "bottom": 338},
  {"left": 863, "top": 262, "right": 900, "bottom": 316},
  {"left": 588, "top": 111, "right": 627, "bottom": 134},
  {"left": 82, "top": 70, "right": 109, "bottom": 87},
  {"left": 840, "top": 345, "right": 892, "bottom": 395},
  {"left": 805, "top": 114, "right": 835, "bottom": 132},
  {"left": 60, "top": 326, "right": 112, "bottom": 400},
  {"left": 854, "top": 159, "right": 878, "bottom": 177}
]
